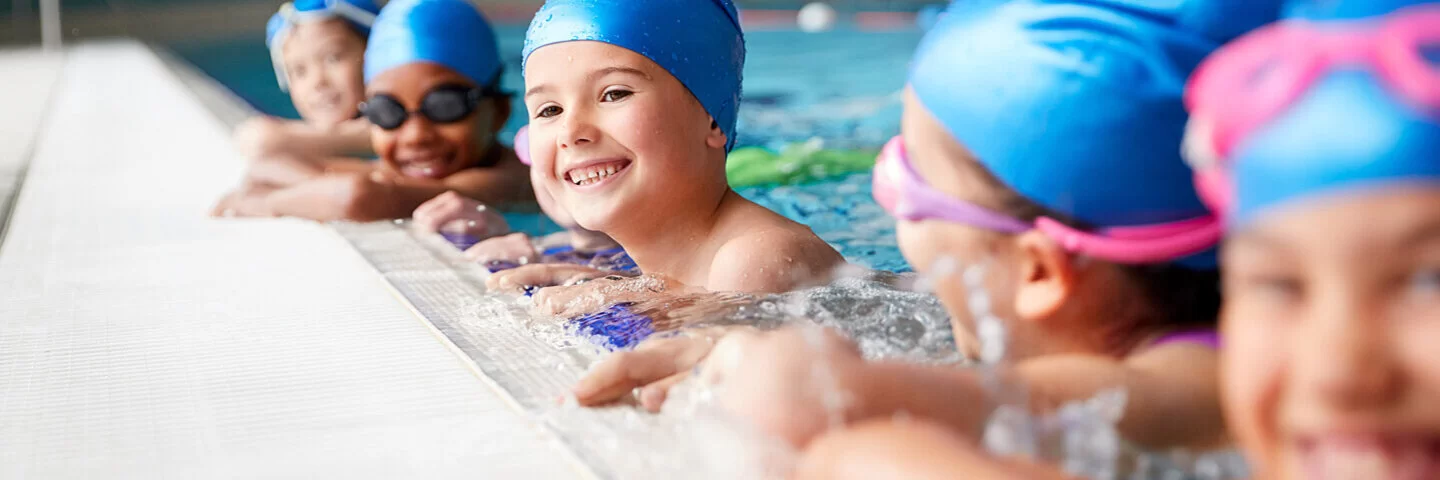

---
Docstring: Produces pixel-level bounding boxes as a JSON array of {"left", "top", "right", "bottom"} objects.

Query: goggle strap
[{"left": 1036, "top": 215, "right": 1222, "bottom": 264}]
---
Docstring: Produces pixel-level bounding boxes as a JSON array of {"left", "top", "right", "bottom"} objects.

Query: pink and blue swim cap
[
  {"left": 266, "top": 0, "right": 381, "bottom": 91},
  {"left": 1186, "top": 3, "right": 1440, "bottom": 227},
  {"left": 521, "top": 0, "right": 746, "bottom": 152},
  {"left": 363, "top": 0, "right": 504, "bottom": 89}
]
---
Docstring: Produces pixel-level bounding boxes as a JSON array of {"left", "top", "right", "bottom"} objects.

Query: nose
[
  {"left": 557, "top": 106, "right": 599, "bottom": 150},
  {"left": 300, "top": 67, "right": 331, "bottom": 94},
  {"left": 396, "top": 113, "right": 438, "bottom": 147},
  {"left": 1292, "top": 287, "right": 1404, "bottom": 412}
]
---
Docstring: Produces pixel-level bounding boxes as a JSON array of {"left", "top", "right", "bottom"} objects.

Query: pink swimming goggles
[
  {"left": 871, "top": 136, "right": 1221, "bottom": 264},
  {"left": 1184, "top": 4, "right": 1440, "bottom": 213}
]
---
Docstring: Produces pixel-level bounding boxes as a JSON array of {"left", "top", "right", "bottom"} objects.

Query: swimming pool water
[{"left": 173, "top": 24, "right": 922, "bottom": 271}]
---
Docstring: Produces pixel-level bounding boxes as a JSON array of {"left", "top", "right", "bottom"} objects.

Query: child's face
[
  {"left": 281, "top": 19, "right": 367, "bottom": 128},
  {"left": 366, "top": 63, "right": 506, "bottom": 179},
  {"left": 893, "top": 90, "right": 1026, "bottom": 359},
  {"left": 1222, "top": 188, "right": 1440, "bottom": 479},
  {"left": 523, "top": 41, "right": 728, "bottom": 233}
]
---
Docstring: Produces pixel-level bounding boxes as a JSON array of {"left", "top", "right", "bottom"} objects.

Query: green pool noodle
[{"left": 726, "top": 143, "right": 878, "bottom": 187}]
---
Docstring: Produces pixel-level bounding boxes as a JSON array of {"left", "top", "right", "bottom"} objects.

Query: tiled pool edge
[{"left": 157, "top": 43, "right": 718, "bottom": 479}]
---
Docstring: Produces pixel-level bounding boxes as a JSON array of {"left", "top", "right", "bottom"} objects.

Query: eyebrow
[
  {"left": 524, "top": 84, "right": 549, "bottom": 99},
  {"left": 589, "top": 66, "right": 651, "bottom": 82},
  {"left": 1398, "top": 220, "right": 1440, "bottom": 248},
  {"left": 524, "top": 66, "right": 652, "bottom": 99}
]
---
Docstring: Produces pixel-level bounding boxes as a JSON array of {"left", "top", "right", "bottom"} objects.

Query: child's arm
[
  {"left": 437, "top": 157, "right": 537, "bottom": 210},
  {"left": 797, "top": 419, "right": 1078, "bottom": 480},
  {"left": 257, "top": 159, "right": 535, "bottom": 222},
  {"left": 235, "top": 117, "right": 375, "bottom": 159},
  {"left": 711, "top": 327, "right": 1226, "bottom": 451}
]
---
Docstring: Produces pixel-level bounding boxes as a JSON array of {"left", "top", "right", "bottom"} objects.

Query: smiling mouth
[
  {"left": 309, "top": 92, "right": 345, "bottom": 113},
  {"left": 564, "top": 159, "right": 632, "bottom": 187},
  {"left": 397, "top": 155, "right": 451, "bottom": 179}
]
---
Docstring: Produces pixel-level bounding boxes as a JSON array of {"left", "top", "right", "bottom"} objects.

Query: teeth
[{"left": 568, "top": 163, "right": 624, "bottom": 186}]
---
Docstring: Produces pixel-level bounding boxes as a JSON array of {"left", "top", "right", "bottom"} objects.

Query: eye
[
  {"left": 1237, "top": 273, "right": 1304, "bottom": 304},
  {"left": 1408, "top": 268, "right": 1440, "bottom": 296},
  {"left": 324, "top": 53, "right": 342, "bottom": 64},
  {"left": 535, "top": 104, "right": 562, "bottom": 119},
  {"left": 290, "top": 65, "right": 308, "bottom": 79},
  {"left": 601, "top": 89, "right": 633, "bottom": 102}
]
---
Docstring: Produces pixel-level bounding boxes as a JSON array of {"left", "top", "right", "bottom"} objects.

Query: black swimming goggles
[{"left": 360, "top": 83, "right": 495, "bottom": 130}]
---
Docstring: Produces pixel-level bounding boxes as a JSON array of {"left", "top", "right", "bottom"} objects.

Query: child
[
  {"left": 234, "top": 0, "right": 380, "bottom": 162},
  {"left": 214, "top": 0, "right": 535, "bottom": 221},
  {"left": 806, "top": 5, "right": 1440, "bottom": 478},
  {"left": 578, "top": 0, "right": 1285, "bottom": 451},
  {"left": 1187, "top": 6, "right": 1440, "bottom": 479},
  {"left": 412, "top": 126, "right": 626, "bottom": 271},
  {"left": 488, "top": 0, "right": 843, "bottom": 302}
]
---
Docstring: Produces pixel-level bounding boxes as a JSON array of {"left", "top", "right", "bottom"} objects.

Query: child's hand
[
  {"left": 465, "top": 233, "right": 540, "bottom": 265},
  {"left": 531, "top": 274, "right": 672, "bottom": 317},
  {"left": 573, "top": 325, "right": 752, "bottom": 411},
  {"left": 485, "top": 263, "right": 611, "bottom": 295},
  {"left": 702, "top": 326, "right": 868, "bottom": 447},
  {"left": 233, "top": 117, "right": 289, "bottom": 159},
  {"left": 412, "top": 191, "right": 511, "bottom": 238},
  {"left": 211, "top": 186, "right": 276, "bottom": 218}
]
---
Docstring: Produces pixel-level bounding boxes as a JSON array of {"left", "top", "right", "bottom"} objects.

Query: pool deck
[{"left": 0, "top": 42, "right": 594, "bottom": 479}]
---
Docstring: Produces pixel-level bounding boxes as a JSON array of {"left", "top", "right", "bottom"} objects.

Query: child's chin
[
  {"left": 570, "top": 211, "right": 618, "bottom": 234},
  {"left": 565, "top": 202, "right": 626, "bottom": 233}
]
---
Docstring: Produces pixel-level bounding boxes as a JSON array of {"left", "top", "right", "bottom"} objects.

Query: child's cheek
[{"left": 1221, "top": 318, "right": 1284, "bottom": 459}]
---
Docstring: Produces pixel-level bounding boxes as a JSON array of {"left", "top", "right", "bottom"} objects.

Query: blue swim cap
[
  {"left": 1230, "top": 71, "right": 1440, "bottom": 226},
  {"left": 1082, "top": 0, "right": 1282, "bottom": 44},
  {"left": 266, "top": 0, "right": 381, "bottom": 91},
  {"left": 364, "top": 0, "right": 503, "bottom": 89},
  {"left": 522, "top": 0, "right": 746, "bottom": 152},
  {"left": 910, "top": 1, "right": 1280, "bottom": 268},
  {"left": 1283, "top": 0, "right": 1435, "bottom": 20}
]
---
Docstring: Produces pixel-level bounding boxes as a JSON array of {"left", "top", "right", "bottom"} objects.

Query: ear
[
  {"left": 705, "top": 119, "right": 727, "bottom": 150},
  {"left": 1009, "top": 230, "right": 1076, "bottom": 324}
]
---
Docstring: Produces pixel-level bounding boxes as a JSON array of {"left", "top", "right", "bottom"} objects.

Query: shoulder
[{"left": 707, "top": 226, "right": 843, "bottom": 293}]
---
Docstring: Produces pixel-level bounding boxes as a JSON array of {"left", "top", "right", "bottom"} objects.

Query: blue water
[{"left": 172, "top": 25, "right": 922, "bottom": 271}]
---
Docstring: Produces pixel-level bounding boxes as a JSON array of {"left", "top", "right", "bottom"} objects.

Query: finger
[
  {"left": 414, "top": 196, "right": 463, "bottom": 233},
  {"left": 484, "top": 270, "right": 513, "bottom": 292},
  {"left": 484, "top": 266, "right": 550, "bottom": 294},
  {"left": 639, "top": 371, "right": 690, "bottom": 412},
  {"left": 465, "top": 234, "right": 534, "bottom": 263},
  {"left": 411, "top": 197, "right": 443, "bottom": 227},
  {"left": 532, "top": 285, "right": 579, "bottom": 315},
  {"left": 573, "top": 348, "right": 688, "bottom": 406},
  {"left": 551, "top": 287, "right": 629, "bottom": 317}
]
